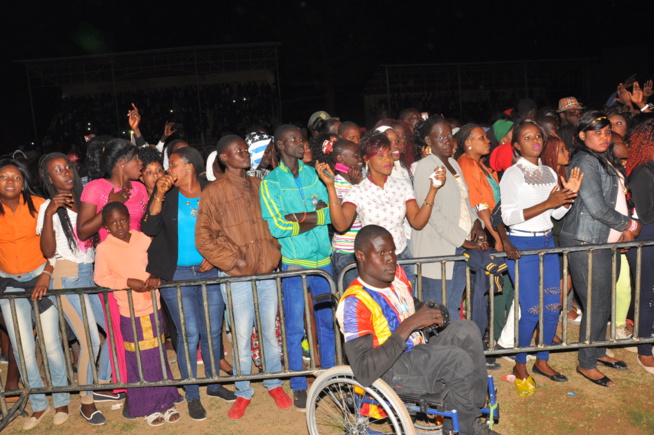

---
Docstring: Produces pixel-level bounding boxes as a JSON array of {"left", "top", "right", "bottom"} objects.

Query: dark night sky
[{"left": 1, "top": 0, "right": 652, "bottom": 151}]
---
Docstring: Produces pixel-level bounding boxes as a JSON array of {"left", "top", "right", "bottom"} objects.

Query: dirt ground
[{"left": 1, "top": 325, "right": 654, "bottom": 435}]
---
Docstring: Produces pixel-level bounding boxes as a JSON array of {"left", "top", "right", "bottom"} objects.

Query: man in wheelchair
[{"left": 335, "top": 225, "right": 499, "bottom": 435}]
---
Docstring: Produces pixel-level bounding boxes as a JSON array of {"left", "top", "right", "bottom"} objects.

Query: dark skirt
[{"left": 120, "top": 310, "right": 182, "bottom": 417}]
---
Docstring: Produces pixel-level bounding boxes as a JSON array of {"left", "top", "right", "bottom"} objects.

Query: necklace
[{"left": 186, "top": 198, "right": 200, "bottom": 217}]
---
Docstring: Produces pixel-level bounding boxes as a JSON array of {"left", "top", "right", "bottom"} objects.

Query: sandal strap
[
  {"left": 144, "top": 412, "right": 165, "bottom": 426},
  {"left": 163, "top": 407, "right": 180, "bottom": 422}
]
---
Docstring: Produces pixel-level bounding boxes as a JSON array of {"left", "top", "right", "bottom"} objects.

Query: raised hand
[
  {"left": 617, "top": 83, "right": 633, "bottom": 107},
  {"left": 315, "top": 162, "right": 335, "bottom": 187},
  {"left": 630, "top": 82, "right": 645, "bottom": 106},
  {"left": 561, "top": 167, "right": 584, "bottom": 193},
  {"left": 127, "top": 103, "right": 141, "bottom": 132},
  {"left": 546, "top": 185, "right": 576, "bottom": 208},
  {"left": 429, "top": 166, "right": 446, "bottom": 190},
  {"left": 155, "top": 174, "right": 176, "bottom": 196},
  {"left": 45, "top": 193, "right": 74, "bottom": 215},
  {"left": 162, "top": 121, "right": 176, "bottom": 141},
  {"left": 644, "top": 80, "right": 653, "bottom": 98}
]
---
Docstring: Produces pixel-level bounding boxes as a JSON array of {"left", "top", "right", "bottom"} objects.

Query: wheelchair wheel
[{"left": 306, "top": 365, "right": 414, "bottom": 434}]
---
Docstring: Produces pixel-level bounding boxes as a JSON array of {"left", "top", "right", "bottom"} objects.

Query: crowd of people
[{"left": 0, "top": 77, "right": 653, "bottom": 434}]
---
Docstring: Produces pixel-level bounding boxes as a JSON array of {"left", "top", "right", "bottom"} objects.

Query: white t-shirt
[{"left": 37, "top": 201, "right": 95, "bottom": 265}]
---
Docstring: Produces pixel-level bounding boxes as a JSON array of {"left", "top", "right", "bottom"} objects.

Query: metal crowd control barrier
[
  {"left": 338, "top": 239, "right": 654, "bottom": 357},
  {"left": 0, "top": 268, "right": 341, "bottom": 430}
]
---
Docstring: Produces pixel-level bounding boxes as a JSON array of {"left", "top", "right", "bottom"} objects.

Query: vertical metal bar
[
  {"left": 585, "top": 250, "right": 593, "bottom": 344},
  {"left": 55, "top": 293, "right": 75, "bottom": 385},
  {"left": 538, "top": 253, "right": 544, "bottom": 347},
  {"left": 633, "top": 246, "right": 642, "bottom": 340},
  {"left": 252, "top": 279, "right": 267, "bottom": 374},
  {"left": 201, "top": 282, "right": 218, "bottom": 379},
  {"left": 513, "top": 258, "right": 520, "bottom": 348},
  {"left": 610, "top": 249, "right": 617, "bottom": 341},
  {"left": 441, "top": 261, "right": 447, "bottom": 306},
  {"left": 465, "top": 263, "right": 471, "bottom": 321},
  {"left": 561, "top": 252, "right": 569, "bottom": 345},
  {"left": 151, "top": 289, "right": 168, "bottom": 381},
  {"left": 102, "top": 290, "right": 121, "bottom": 384},
  {"left": 330, "top": 275, "right": 343, "bottom": 365},
  {"left": 9, "top": 299, "right": 29, "bottom": 394},
  {"left": 302, "top": 274, "right": 316, "bottom": 369},
  {"left": 488, "top": 274, "right": 495, "bottom": 349},
  {"left": 31, "top": 299, "right": 52, "bottom": 387},
  {"left": 226, "top": 281, "right": 240, "bottom": 377},
  {"left": 276, "top": 276, "right": 289, "bottom": 372},
  {"left": 126, "top": 291, "right": 144, "bottom": 383},
  {"left": 416, "top": 262, "right": 423, "bottom": 301},
  {"left": 78, "top": 292, "right": 99, "bottom": 385},
  {"left": 177, "top": 285, "right": 194, "bottom": 381}
]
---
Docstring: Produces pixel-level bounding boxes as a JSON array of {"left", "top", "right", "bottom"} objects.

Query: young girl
[
  {"left": 94, "top": 202, "right": 181, "bottom": 426},
  {"left": 37, "top": 153, "right": 108, "bottom": 425}
]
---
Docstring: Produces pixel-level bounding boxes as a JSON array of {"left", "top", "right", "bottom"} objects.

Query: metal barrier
[
  {"left": 339, "top": 239, "right": 654, "bottom": 357},
  {"left": 0, "top": 239, "right": 652, "bottom": 430},
  {"left": 0, "top": 268, "right": 341, "bottom": 430}
]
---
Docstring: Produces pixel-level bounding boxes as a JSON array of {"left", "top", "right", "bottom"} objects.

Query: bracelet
[
  {"left": 41, "top": 270, "right": 52, "bottom": 277},
  {"left": 299, "top": 211, "right": 307, "bottom": 223},
  {"left": 153, "top": 196, "right": 165, "bottom": 202},
  {"left": 423, "top": 201, "right": 434, "bottom": 208},
  {"left": 628, "top": 219, "right": 639, "bottom": 232}
]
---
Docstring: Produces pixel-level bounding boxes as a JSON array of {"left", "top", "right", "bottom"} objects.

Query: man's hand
[
  {"left": 145, "top": 274, "right": 161, "bottom": 290},
  {"left": 197, "top": 259, "right": 214, "bottom": 273},
  {"left": 127, "top": 278, "right": 148, "bottom": 292},
  {"left": 161, "top": 121, "right": 176, "bottom": 142},
  {"left": 395, "top": 305, "right": 445, "bottom": 339},
  {"left": 128, "top": 103, "right": 141, "bottom": 134}
]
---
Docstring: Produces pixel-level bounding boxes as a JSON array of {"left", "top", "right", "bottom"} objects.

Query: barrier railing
[
  {"left": 339, "top": 239, "right": 654, "bottom": 357},
  {"left": 0, "top": 268, "right": 341, "bottom": 430},
  {"left": 0, "top": 240, "right": 652, "bottom": 430}
]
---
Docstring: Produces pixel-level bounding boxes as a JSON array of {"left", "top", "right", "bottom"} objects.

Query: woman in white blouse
[{"left": 500, "top": 120, "right": 582, "bottom": 396}]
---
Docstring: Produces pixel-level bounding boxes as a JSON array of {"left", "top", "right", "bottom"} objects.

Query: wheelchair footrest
[{"left": 397, "top": 389, "right": 449, "bottom": 413}]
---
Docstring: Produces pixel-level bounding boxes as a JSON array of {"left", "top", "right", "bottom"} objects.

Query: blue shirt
[{"left": 177, "top": 192, "right": 203, "bottom": 266}]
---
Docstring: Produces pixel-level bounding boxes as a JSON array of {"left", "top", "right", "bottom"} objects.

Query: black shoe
[
  {"left": 472, "top": 417, "right": 500, "bottom": 435},
  {"left": 486, "top": 357, "right": 501, "bottom": 371},
  {"left": 92, "top": 391, "right": 125, "bottom": 402},
  {"left": 207, "top": 385, "right": 237, "bottom": 402},
  {"left": 187, "top": 399, "right": 207, "bottom": 421},
  {"left": 597, "top": 359, "right": 629, "bottom": 370},
  {"left": 532, "top": 364, "right": 568, "bottom": 382},
  {"left": 293, "top": 389, "right": 307, "bottom": 412}
]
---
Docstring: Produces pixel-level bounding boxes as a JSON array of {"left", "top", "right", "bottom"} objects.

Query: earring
[
  {"left": 187, "top": 169, "right": 190, "bottom": 172},
  {"left": 425, "top": 146, "right": 432, "bottom": 155},
  {"left": 468, "top": 146, "right": 472, "bottom": 150}
]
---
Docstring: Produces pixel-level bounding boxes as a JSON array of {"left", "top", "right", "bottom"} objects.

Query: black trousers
[{"left": 381, "top": 320, "right": 487, "bottom": 434}]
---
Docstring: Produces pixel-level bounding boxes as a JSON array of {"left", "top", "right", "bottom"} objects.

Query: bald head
[{"left": 354, "top": 225, "right": 392, "bottom": 253}]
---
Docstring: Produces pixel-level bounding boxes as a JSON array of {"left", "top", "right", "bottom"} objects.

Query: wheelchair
[{"left": 306, "top": 365, "right": 499, "bottom": 435}]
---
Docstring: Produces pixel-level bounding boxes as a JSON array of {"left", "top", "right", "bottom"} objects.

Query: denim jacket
[{"left": 560, "top": 152, "right": 630, "bottom": 244}]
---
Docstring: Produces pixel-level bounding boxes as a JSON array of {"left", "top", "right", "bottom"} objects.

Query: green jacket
[{"left": 260, "top": 161, "right": 332, "bottom": 268}]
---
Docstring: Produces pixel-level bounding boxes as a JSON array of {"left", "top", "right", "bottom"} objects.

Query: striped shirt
[{"left": 332, "top": 174, "right": 362, "bottom": 254}]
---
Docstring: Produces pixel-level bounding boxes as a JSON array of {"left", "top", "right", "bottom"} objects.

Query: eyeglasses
[
  {"left": 435, "top": 134, "right": 454, "bottom": 142},
  {"left": 566, "top": 110, "right": 582, "bottom": 116}
]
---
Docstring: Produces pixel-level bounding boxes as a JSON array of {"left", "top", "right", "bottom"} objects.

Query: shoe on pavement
[
  {"left": 227, "top": 397, "right": 251, "bottom": 419},
  {"left": 207, "top": 385, "right": 237, "bottom": 402},
  {"left": 187, "top": 399, "right": 206, "bottom": 421},
  {"left": 269, "top": 387, "right": 292, "bottom": 409},
  {"left": 293, "top": 389, "right": 307, "bottom": 412}
]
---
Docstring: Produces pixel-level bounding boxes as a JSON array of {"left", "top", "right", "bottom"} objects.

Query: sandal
[
  {"left": 144, "top": 412, "right": 165, "bottom": 427},
  {"left": 163, "top": 407, "right": 180, "bottom": 423},
  {"left": 514, "top": 376, "right": 536, "bottom": 398}
]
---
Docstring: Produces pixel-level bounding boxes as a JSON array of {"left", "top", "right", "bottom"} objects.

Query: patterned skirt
[{"left": 120, "top": 310, "right": 182, "bottom": 417}]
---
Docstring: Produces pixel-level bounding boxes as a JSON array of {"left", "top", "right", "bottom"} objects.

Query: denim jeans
[
  {"left": 160, "top": 266, "right": 224, "bottom": 401},
  {"left": 219, "top": 272, "right": 282, "bottom": 399},
  {"left": 281, "top": 263, "right": 335, "bottom": 392},
  {"left": 332, "top": 251, "right": 358, "bottom": 289},
  {"left": 507, "top": 233, "right": 561, "bottom": 364},
  {"left": 0, "top": 264, "right": 70, "bottom": 412},
  {"left": 52, "top": 262, "right": 102, "bottom": 401},
  {"left": 421, "top": 247, "right": 466, "bottom": 319}
]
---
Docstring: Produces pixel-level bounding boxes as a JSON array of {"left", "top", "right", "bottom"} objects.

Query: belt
[{"left": 509, "top": 229, "right": 552, "bottom": 237}]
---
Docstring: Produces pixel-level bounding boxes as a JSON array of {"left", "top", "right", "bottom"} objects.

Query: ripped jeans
[{"left": 506, "top": 232, "right": 561, "bottom": 364}]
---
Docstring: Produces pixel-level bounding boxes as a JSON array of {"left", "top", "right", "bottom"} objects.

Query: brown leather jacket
[{"left": 196, "top": 171, "right": 281, "bottom": 276}]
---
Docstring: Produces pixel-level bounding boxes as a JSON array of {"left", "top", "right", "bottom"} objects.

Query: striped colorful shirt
[
  {"left": 336, "top": 266, "right": 424, "bottom": 352},
  {"left": 332, "top": 174, "right": 362, "bottom": 254}
]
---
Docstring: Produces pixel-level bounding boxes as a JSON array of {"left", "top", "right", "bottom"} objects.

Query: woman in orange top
[{"left": 457, "top": 124, "right": 502, "bottom": 250}]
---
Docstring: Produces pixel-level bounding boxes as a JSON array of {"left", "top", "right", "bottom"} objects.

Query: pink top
[
  {"left": 81, "top": 178, "right": 148, "bottom": 241},
  {"left": 608, "top": 173, "right": 629, "bottom": 243},
  {"left": 94, "top": 230, "right": 159, "bottom": 317}
]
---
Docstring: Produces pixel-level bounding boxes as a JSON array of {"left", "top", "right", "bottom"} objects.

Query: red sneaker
[
  {"left": 227, "top": 397, "right": 251, "bottom": 419},
  {"left": 268, "top": 387, "right": 292, "bottom": 409}
]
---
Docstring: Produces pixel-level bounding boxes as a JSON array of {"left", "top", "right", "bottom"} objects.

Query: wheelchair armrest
[{"left": 396, "top": 388, "right": 450, "bottom": 413}]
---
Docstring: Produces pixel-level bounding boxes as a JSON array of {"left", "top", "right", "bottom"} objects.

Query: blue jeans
[
  {"left": 281, "top": 264, "right": 336, "bottom": 392},
  {"left": 52, "top": 262, "right": 102, "bottom": 399},
  {"left": 160, "top": 266, "right": 224, "bottom": 401},
  {"left": 397, "top": 244, "right": 416, "bottom": 288},
  {"left": 506, "top": 233, "right": 561, "bottom": 364},
  {"left": 0, "top": 265, "right": 69, "bottom": 412},
  {"left": 421, "top": 247, "right": 466, "bottom": 318},
  {"left": 219, "top": 273, "right": 282, "bottom": 399},
  {"left": 332, "top": 251, "right": 358, "bottom": 289}
]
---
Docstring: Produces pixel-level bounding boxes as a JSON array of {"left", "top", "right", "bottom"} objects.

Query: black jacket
[
  {"left": 630, "top": 161, "right": 654, "bottom": 225},
  {"left": 141, "top": 179, "right": 210, "bottom": 281}
]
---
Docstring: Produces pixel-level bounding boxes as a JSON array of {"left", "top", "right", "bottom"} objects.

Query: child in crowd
[{"left": 94, "top": 202, "right": 181, "bottom": 426}]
